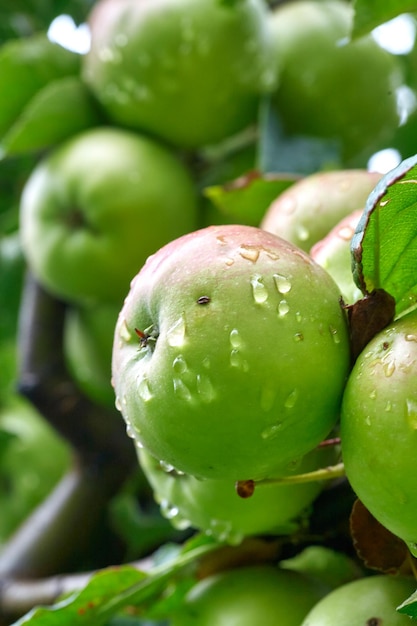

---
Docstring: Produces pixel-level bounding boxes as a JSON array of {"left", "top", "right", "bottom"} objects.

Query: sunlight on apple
[{"left": 47, "top": 14, "right": 91, "bottom": 54}]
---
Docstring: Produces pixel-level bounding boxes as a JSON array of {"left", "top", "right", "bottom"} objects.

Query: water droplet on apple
[
  {"left": 405, "top": 334, "right": 417, "bottom": 343},
  {"left": 295, "top": 311, "right": 302, "bottom": 323},
  {"left": 273, "top": 274, "right": 292, "bottom": 294},
  {"left": 167, "top": 315, "right": 186, "bottom": 347},
  {"left": 115, "top": 396, "right": 123, "bottom": 412},
  {"left": 229, "top": 328, "right": 243, "bottom": 349},
  {"left": 383, "top": 360, "right": 395, "bottom": 377},
  {"left": 278, "top": 300, "right": 290, "bottom": 317},
  {"left": 171, "top": 514, "right": 192, "bottom": 531},
  {"left": 239, "top": 245, "right": 260, "bottom": 263},
  {"left": 284, "top": 389, "right": 298, "bottom": 409},
  {"left": 369, "top": 389, "right": 377, "bottom": 399},
  {"left": 405, "top": 398, "right": 417, "bottom": 429},
  {"left": 135, "top": 439, "right": 144, "bottom": 450},
  {"left": 329, "top": 325, "right": 340, "bottom": 344},
  {"left": 260, "top": 385, "right": 276, "bottom": 412},
  {"left": 196, "top": 374, "right": 216, "bottom": 403},
  {"left": 207, "top": 518, "right": 240, "bottom": 544},
  {"left": 261, "top": 421, "right": 283, "bottom": 439},
  {"left": 160, "top": 460, "right": 175, "bottom": 473},
  {"left": 296, "top": 224, "right": 310, "bottom": 242},
  {"left": 173, "top": 377, "right": 192, "bottom": 402},
  {"left": 137, "top": 375, "right": 153, "bottom": 402},
  {"left": 250, "top": 274, "right": 268, "bottom": 304},
  {"left": 119, "top": 318, "right": 132, "bottom": 342},
  {"left": 293, "top": 332, "right": 304, "bottom": 342},
  {"left": 230, "top": 349, "right": 249, "bottom": 371},
  {"left": 172, "top": 355, "right": 188, "bottom": 374},
  {"left": 126, "top": 423, "right": 136, "bottom": 439},
  {"left": 385, "top": 401, "right": 392, "bottom": 412},
  {"left": 160, "top": 499, "right": 179, "bottom": 520}
]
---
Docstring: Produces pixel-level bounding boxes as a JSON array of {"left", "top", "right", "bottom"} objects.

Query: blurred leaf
[
  {"left": 352, "top": 0, "right": 417, "bottom": 38},
  {"left": 1, "top": 76, "right": 100, "bottom": 157},
  {"left": 204, "top": 170, "right": 299, "bottom": 226},
  {"left": 0, "top": 32, "right": 80, "bottom": 139},
  {"left": 351, "top": 153, "right": 417, "bottom": 317},
  {"left": 0, "top": 232, "right": 25, "bottom": 340},
  {"left": 257, "top": 98, "right": 341, "bottom": 175},
  {"left": 397, "top": 589, "right": 417, "bottom": 618}
]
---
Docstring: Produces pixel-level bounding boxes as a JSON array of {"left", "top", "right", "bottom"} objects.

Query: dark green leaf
[
  {"left": 397, "top": 588, "right": 417, "bottom": 618},
  {"left": 352, "top": 0, "right": 417, "bottom": 38},
  {"left": 351, "top": 153, "right": 417, "bottom": 316},
  {"left": 204, "top": 171, "right": 299, "bottom": 226},
  {"left": 0, "top": 33, "right": 80, "bottom": 138},
  {"left": 1, "top": 76, "right": 100, "bottom": 157}
]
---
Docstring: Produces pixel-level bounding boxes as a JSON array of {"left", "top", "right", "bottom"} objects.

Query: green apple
[
  {"left": 170, "top": 564, "right": 327, "bottom": 626},
  {"left": 0, "top": 398, "right": 71, "bottom": 543},
  {"left": 269, "top": 0, "right": 402, "bottom": 164},
  {"left": 64, "top": 302, "right": 120, "bottom": 408},
  {"left": 82, "top": 0, "right": 276, "bottom": 149},
  {"left": 260, "top": 169, "right": 382, "bottom": 252},
  {"left": 341, "top": 308, "right": 417, "bottom": 554},
  {"left": 19, "top": 127, "right": 199, "bottom": 305},
  {"left": 137, "top": 444, "right": 337, "bottom": 544},
  {"left": 112, "top": 224, "right": 350, "bottom": 481},
  {"left": 301, "top": 575, "right": 416, "bottom": 626},
  {"left": 310, "top": 210, "right": 363, "bottom": 305}
]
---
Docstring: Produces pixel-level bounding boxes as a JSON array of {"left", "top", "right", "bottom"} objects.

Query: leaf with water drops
[{"left": 351, "top": 153, "right": 417, "bottom": 318}]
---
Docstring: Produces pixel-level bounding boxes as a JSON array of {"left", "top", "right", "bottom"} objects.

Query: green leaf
[
  {"left": 0, "top": 33, "right": 80, "bottom": 138},
  {"left": 203, "top": 171, "right": 299, "bottom": 226},
  {"left": 396, "top": 588, "right": 417, "bottom": 618},
  {"left": 1, "top": 77, "right": 100, "bottom": 157},
  {"left": 352, "top": 0, "right": 417, "bottom": 38},
  {"left": 351, "top": 153, "right": 417, "bottom": 316}
]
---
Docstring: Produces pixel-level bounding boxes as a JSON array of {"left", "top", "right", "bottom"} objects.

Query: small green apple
[
  {"left": 137, "top": 444, "right": 337, "bottom": 544},
  {"left": 82, "top": 0, "right": 276, "bottom": 149},
  {"left": 301, "top": 574, "right": 416, "bottom": 626},
  {"left": 310, "top": 209, "right": 363, "bottom": 305},
  {"left": 64, "top": 302, "right": 120, "bottom": 408},
  {"left": 269, "top": 0, "right": 402, "bottom": 165},
  {"left": 171, "top": 564, "right": 327, "bottom": 626},
  {"left": 19, "top": 127, "right": 198, "bottom": 305},
  {"left": 341, "top": 308, "right": 417, "bottom": 554},
  {"left": 112, "top": 224, "right": 350, "bottom": 481},
  {"left": 261, "top": 169, "right": 381, "bottom": 252}
]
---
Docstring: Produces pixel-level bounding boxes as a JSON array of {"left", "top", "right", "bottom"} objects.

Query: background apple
[
  {"left": 19, "top": 126, "right": 199, "bottom": 305},
  {"left": 300, "top": 574, "right": 416, "bottom": 626},
  {"left": 137, "top": 444, "right": 338, "bottom": 544},
  {"left": 260, "top": 169, "right": 381, "bottom": 252},
  {"left": 170, "top": 564, "right": 327, "bottom": 626},
  {"left": 341, "top": 308, "right": 417, "bottom": 554},
  {"left": 268, "top": 0, "right": 402, "bottom": 165},
  {"left": 82, "top": 0, "right": 276, "bottom": 149},
  {"left": 112, "top": 223, "right": 350, "bottom": 481}
]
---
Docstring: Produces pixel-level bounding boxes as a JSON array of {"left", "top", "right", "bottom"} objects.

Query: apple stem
[{"left": 255, "top": 462, "right": 346, "bottom": 488}]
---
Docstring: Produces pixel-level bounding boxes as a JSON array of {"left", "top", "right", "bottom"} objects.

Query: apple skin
[
  {"left": 112, "top": 224, "right": 350, "bottom": 481},
  {"left": 269, "top": 0, "right": 402, "bottom": 164},
  {"left": 310, "top": 210, "right": 363, "bottom": 306},
  {"left": 137, "top": 444, "right": 337, "bottom": 544},
  {"left": 171, "top": 565, "right": 327, "bottom": 626},
  {"left": 301, "top": 575, "right": 416, "bottom": 626},
  {"left": 260, "top": 169, "right": 382, "bottom": 252},
  {"left": 19, "top": 127, "right": 198, "bottom": 305},
  {"left": 341, "top": 308, "right": 417, "bottom": 552},
  {"left": 83, "top": 0, "right": 276, "bottom": 149}
]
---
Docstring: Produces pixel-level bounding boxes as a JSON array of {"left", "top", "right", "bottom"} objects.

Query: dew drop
[
  {"left": 160, "top": 460, "right": 175, "bottom": 473},
  {"left": 250, "top": 274, "right": 268, "bottom": 304},
  {"left": 295, "top": 311, "right": 302, "bottom": 323},
  {"left": 119, "top": 318, "right": 132, "bottom": 342},
  {"left": 278, "top": 300, "right": 290, "bottom": 317},
  {"left": 406, "top": 398, "right": 417, "bottom": 429},
  {"left": 202, "top": 356, "right": 211, "bottom": 369},
  {"left": 196, "top": 374, "right": 216, "bottom": 403},
  {"left": 284, "top": 389, "right": 298, "bottom": 409},
  {"left": 239, "top": 245, "right": 260, "bottom": 263},
  {"left": 260, "top": 385, "right": 276, "bottom": 412},
  {"left": 383, "top": 360, "right": 395, "bottom": 377},
  {"left": 167, "top": 315, "right": 186, "bottom": 347},
  {"left": 126, "top": 423, "right": 136, "bottom": 439},
  {"left": 138, "top": 375, "right": 153, "bottom": 402},
  {"left": 160, "top": 499, "right": 179, "bottom": 520},
  {"left": 229, "top": 328, "right": 243, "bottom": 349},
  {"left": 329, "top": 325, "right": 341, "bottom": 344},
  {"left": 369, "top": 389, "right": 377, "bottom": 400},
  {"left": 135, "top": 439, "right": 144, "bottom": 450},
  {"left": 115, "top": 396, "right": 123, "bottom": 412},
  {"left": 230, "top": 349, "right": 249, "bottom": 371},
  {"left": 405, "top": 334, "right": 417, "bottom": 343},
  {"left": 208, "top": 519, "right": 235, "bottom": 543},
  {"left": 173, "top": 377, "right": 192, "bottom": 402},
  {"left": 171, "top": 515, "right": 192, "bottom": 531},
  {"left": 294, "top": 332, "right": 304, "bottom": 342},
  {"left": 385, "top": 401, "right": 392, "bottom": 412},
  {"left": 365, "top": 415, "right": 371, "bottom": 426},
  {"left": 172, "top": 355, "right": 188, "bottom": 374},
  {"left": 296, "top": 224, "right": 310, "bottom": 242},
  {"left": 273, "top": 273, "right": 292, "bottom": 294},
  {"left": 261, "top": 421, "right": 283, "bottom": 439}
]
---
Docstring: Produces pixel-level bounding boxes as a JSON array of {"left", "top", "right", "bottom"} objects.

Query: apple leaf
[
  {"left": 351, "top": 153, "right": 417, "bottom": 317},
  {"left": 0, "top": 33, "right": 81, "bottom": 139},
  {"left": 397, "top": 589, "right": 417, "bottom": 618},
  {"left": 352, "top": 0, "right": 417, "bottom": 38},
  {"left": 203, "top": 170, "right": 299, "bottom": 226},
  {"left": 1, "top": 77, "right": 101, "bottom": 158}
]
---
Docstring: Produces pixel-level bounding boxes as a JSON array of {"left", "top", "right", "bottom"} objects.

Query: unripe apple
[
  {"left": 301, "top": 574, "right": 416, "bottom": 626},
  {"left": 310, "top": 210, "right": 363, "bottom": 305},
  {"left": 83, "top": 0, "right": 276, "bottom": 149},
  {"left": 171, "top": 565, "right": 326, "bottom": 626},
  {"left": 137, "top": 444, "right": 337, "bottom": 544},
  {"left": 341, "top": 308, "right": 417, "bottom": 554},
  {"left": 20, "top": 127, "right": 198, "bottom": 305},
  {"left": 112, "top": 224, "right": 350, "bottom": 481},
  {"left": 269, "top": 0, "right": 402, "bottom": 164},
  {"left": 261, "top": 169, "right": 381, "bottom": 252}
]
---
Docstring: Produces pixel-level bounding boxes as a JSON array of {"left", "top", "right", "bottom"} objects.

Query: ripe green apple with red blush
[
  {"left": 261, "top": 169, "right": 381, "bottom": 252},
  {"left": 19, "top": 127, "right": 198, "bottom": 305},
  {"left": 268, "top": 0, "right": 402, "bottom": 164},
  {"left": 112, "top": 224, "right": 350, "bottom": 481},
  {"left": 137, "top": 443, "right": 338, "bottom": 544},
  {"left": 170, "top": 564, "right": 326, "bottom": 626},
  {"left": 341, "top": 308, "right": 417, "bottom": 556},
  {"left": 301, "top": 575, "right": 416, "bottom": 626},
  {"left": 83, "top": 0, "right": 276, "bottom": 149}
]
